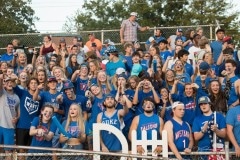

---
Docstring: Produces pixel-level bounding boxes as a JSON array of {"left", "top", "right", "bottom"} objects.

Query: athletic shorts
[
  {"left": 0, "top": 126, "right": 15, "bottom": 150},
  {"left": 16, "top": 128, "right": 32, "bottom": 146}
]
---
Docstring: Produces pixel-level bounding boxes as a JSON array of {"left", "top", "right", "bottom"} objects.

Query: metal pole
[{"left": 225, "top": 141, "right": 229, "bottom": 160}]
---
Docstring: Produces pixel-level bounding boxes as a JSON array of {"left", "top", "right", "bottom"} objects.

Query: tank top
[
  {"left": 137, "top": 113, "right": 160, "bottom": 140},
  {"left": 170, "top": 118, "right": 190, "bottom": 152},
  {"left": 100, "top": 110, "right": 122, "bottom": 151},
  {"left": 42, "top": 43, "right": 54, "bottom": 55}
]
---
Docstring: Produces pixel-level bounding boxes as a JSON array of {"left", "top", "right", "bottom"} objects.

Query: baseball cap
[
  {"left": 108, "top": 46, "right": 118, "bottom": 53},
  {"left": 104, "top": 93, "right": 115, "bottom": 101},
  {"left": 223, "top": 36, "right": 233, "bottom": 44},
  {"left": 104, "top": 39, "right": 112, "bottom": 44},
  {"left": 116, "top": 68, "right": 126, "bottom": 75},
  {"left": 63, "top": 80, "right": 74, "bottom": 90},
  {"left": 130, "top": 12, "right": 138, "bottom": 17},
  {"left": 131, "top": 64, "right": 142, "bottom": 76},
  {"left": 199, "top": 61, "right": 210, "bottom": 71},
  {"left": 175, "top": 36, "right": 183, "bottom": 41},
  {"left": 177, "top": 28, "right": 183, "bottom": 32},
  {"left": 216, "top": 28, "right": 225, "bottom": 34},
  {"left": 198, "top": 96, "right": 211, "bottom": 104},
  {"left": 172, "top": 101, "right": 184, "bottom": 109},
  {"left": 149, "top": 37, "right": 155, "bottom": 43},
  {"left": 47, "top": 76, "right": 57, "bottom": 82},
  {"left": 117, "top": 73, "right": 128, "bottom": 80}
]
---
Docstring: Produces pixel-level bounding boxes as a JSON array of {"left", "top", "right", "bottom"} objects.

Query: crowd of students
[{"left": 0, "top": 15, "right": 240, "bottom": 159}]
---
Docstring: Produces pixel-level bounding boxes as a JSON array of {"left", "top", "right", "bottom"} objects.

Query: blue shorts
[{"left": 0, "top": 126, "right": 15, "bottom": 150}]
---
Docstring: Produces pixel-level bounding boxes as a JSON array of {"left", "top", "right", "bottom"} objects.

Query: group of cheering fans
[{"left": 0, "top": 14, "right": 240, "bottom": 160}]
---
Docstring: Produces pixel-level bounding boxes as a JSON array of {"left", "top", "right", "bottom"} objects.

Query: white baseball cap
[
  {"left": 130, "top": 12, "right": 138, "bottom": 17},
  {"left": 116, "top": 68, "right": 126, "bottom": 75},
  {"left": 172, "top": 101, "right": 184, "bottom": 109}
]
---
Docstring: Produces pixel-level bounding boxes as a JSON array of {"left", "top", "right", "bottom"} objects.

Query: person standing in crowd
[
  {"left": 57, "top": 80, "right": 87, "bottom": 120},
  {"left": 0, "top": 75, "right": 20, "bottom": 157},
  {"left": 132, "top": 76, "right": 160, "bottom": 115},
  {"left": 226, "top": 104, "right": 240, "bottom": 157},
  {"left": 105, "top": 46, "right": 126, "bottom": 78},
  {"left": 145, "top": 29, "right": 165, "bottom": 50},
  {"left": 208, "top": 79, "right": 228, "bottom": 115},
  {"left": 13, "top": 77, "right": 41, "bottom": 155},
  {"left": 59, "top": 103, "right": 86, "bottom": 150},
  {"left": 1, "top": 43, "right": 14, "bottom": 63},
  {"left": 71, "top": 63, "right": 90, "bottom": 96},
  {"left": 39, "top": 35, "right": 58, "bottom": 57},
  {"left": 97, "top": 93, "right": 128, "bottom": 152},
  {"left": 85, "top": 33, "right": 102, "bottom": 52},
  {"left": 164, "top": 101, "right": 193, "bottom": 160},
  {"left": 210, "top": 28, "right": 225, "bottom": 64},
  {"left": 220, "top": 59, "right": 240, "bottom": 108},
  {"left": 129, "top": 97, "right": 163, "bottom": 155},
  {"left": 192, "top": 96, "right": 226, "bottom": 159},
  {"left": 120, "top": 12, "right": 150, "bottom": 44},
  {"left": 28, "top": 104, "right": 56, "bottom": 156},
  {"left": 168, "top": 28, "right": 185, "bottom": 51}
]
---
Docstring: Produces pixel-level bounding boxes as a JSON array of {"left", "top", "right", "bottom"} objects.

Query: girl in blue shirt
[
  {"left": 28, "top": 105, "right": 56, "bottom": 154},
  {"left": 59, "top": 103, "right": 86, "bottom": 150}
]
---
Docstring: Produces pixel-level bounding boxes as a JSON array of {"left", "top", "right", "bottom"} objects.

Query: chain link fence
[
  {"left": 0, "top": 25, "right": 219, "bottom": 54},
  {"left": 0, "top": 144, "right": 237, "bottom": 160}
]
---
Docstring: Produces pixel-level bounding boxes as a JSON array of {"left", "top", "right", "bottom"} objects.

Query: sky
[{"left": 31, "top": 0, "right": 240, "bottom": 33}]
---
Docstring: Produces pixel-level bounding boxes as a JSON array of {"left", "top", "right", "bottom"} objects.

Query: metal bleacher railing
[{"left": 0, "top": 24, "right": 219, "bottom": 54}]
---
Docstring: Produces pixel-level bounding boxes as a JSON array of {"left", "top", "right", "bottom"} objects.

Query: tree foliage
[
  {"left": 0, "top": 0, "right": 38, "bottom": 34},
  {"left": 65, "top": 0, "right": 240, "bottom": 40}
]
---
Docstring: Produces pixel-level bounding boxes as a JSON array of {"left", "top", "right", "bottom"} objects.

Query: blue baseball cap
[
  {"left": 63, "top": 80, "right": 74, "bottom": 90},
  {"left": 104, "top": 93, "right": 115, "bottom": 101}
]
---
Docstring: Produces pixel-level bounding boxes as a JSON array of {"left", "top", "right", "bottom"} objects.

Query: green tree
[{"left": 0, "top": 0, "right": 38, "bottom": 34}]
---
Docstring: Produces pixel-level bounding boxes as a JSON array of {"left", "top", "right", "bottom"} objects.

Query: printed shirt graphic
[{"left": 24, "top": 97, "right": 40, "bottom": 115}]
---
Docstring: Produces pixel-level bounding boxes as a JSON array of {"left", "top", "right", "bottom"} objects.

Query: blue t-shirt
[
  {"left": 192, "top": 112, "right": 226, "bottom": 149},
  {"left": 184, "top": 63, "right": 194, "bottom": 77},
  {"left": 123, "top": 55, "right": 133, "bottom": 73},
  {"left": 1, "top": 53, "right": 13, "bottom": 62},
  {"left": 226, "top": 106, "right": 240, "bottom": 148},
  {"left": 40, "top": 91, "right": 63, "bottom": 121},
  {"left": 87, "top": 96, "right": 105, "bottom": 133},
  {"left": 160, "top": 50, "right": 171, "bottom": 63},
  {"left": 158, "top": 101, "right": 172, "bottom": 122},
  {"left": 62, "top": 94, "right": 87, "bottom": 118},
  {"left": 222, "top": 76, "right": 239, "bottom": 106},
  {"left": 100, "top": 110, "right": 122, "bottom": 151},
  {"left": 171, "top": 94, "right": 195, "bottom": 125},
  {"left": 29, "top": 117, "right": 57, "bottom": 153},
  {"left": 74, "top": 77, "right": 89, "bottom": 96},
  {"left": 14, "top": 86, "right": 41, "bottom": 129},
  {"left": 135, "top": 90, "right": 159, "bottom": 115},
  {"left": 106, "top": 59, "right": 126, "bottom": 77},
  {"left": 145, "top": 36, "right": 165, "bottom": 45},
  {"left": 210, "top": 41, "right": 222, "bottom": 64}
]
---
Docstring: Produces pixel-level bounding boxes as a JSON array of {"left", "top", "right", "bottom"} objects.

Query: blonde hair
[
  {"left": 64, "top": 103, "right": 85, "bottom": 135},
  {"left": 97, "top": 70, "right": 112, "bottom": 94},
  {"left": 52, "top": 66, "right": 67, "bottom": 80}
]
